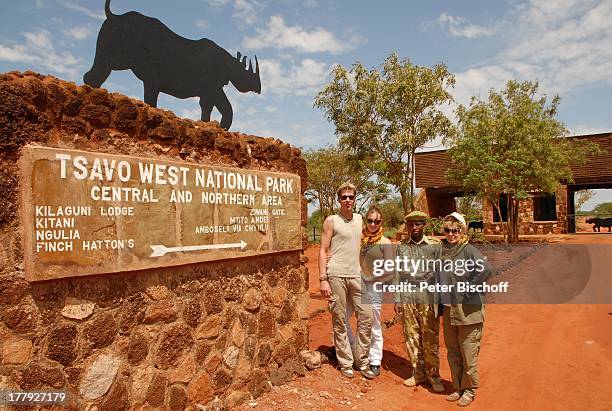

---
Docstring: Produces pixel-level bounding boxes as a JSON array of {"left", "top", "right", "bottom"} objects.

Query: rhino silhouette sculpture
[{"left": 84, "top": 0, "right": 261, "bottom": 130}]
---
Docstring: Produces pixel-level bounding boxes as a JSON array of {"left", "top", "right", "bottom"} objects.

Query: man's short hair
[{"left": 336, "top": 182, "right": 356, "bottom": 197}]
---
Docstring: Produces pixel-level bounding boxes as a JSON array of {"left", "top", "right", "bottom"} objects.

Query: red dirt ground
[{"left": 238, "top": 235, "right": 612, "bottom": 410}]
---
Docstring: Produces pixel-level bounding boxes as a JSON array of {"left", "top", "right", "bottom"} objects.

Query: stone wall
[
  {"left": 0, "top": 71, "right": 309, "bottom": 409},
  {"left": 482, "top": 185, "right": 569, "bottom": 235}
]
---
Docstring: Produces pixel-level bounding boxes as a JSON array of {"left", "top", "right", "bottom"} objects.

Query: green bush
[
  {"left": 384, "top": 227, "right": 398, "bottom": 239},
  {"left": 377, "top": 198, "right": 405, "bottom": 228},
  {"left": 424, "top": 217, "right": 443, "bottom": 235},
  {"left": 468, "top": 230, "right": 489, "bottom": 244}
]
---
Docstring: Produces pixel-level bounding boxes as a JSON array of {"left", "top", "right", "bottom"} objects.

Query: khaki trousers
[
  {"left": 401, "top": 303, "right": 440, "bottom": 380},
  {"left": 443, "top": 308, "right": 482, "bottom": 396},
  {"left": 328, "top": 276, "right": 373, "bottom": 369}
]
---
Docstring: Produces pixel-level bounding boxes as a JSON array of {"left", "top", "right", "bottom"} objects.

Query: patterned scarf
[
  {"left": 440, "top": 236, "right": 469, "bottom": 260},
  {"left": 361, "top": 226, "right": 384, "bottom": 246}
]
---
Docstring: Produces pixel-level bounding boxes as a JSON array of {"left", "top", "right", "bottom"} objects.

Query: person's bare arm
[
  {"left": 318, "top": 216, "right": 334, "bottom": 298},
  {"left": 377, "top": 239, "right": 396, "bottom": 283}
]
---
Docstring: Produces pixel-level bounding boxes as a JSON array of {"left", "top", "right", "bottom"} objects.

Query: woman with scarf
[
  {"left": 346, "top": 205, "right": 393, "bottom": 378},
  {"left": 437, "top": 212, "right": 493, "bottom": 407}
]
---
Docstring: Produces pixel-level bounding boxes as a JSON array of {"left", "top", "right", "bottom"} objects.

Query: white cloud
[
  {"left": 244, "top": 15, "right": 350, "bottom": 53},
  {"left": 453, "top": 66, "right": 513, "bottom": 105},
  {"left": 63, "top": 25, "right": 93, "bottom": 40},
  {"left": 181, "top": 107, "right": 201, "bottom": 121},
  {"left": 60, "top": 1, "right": 106, "bottom": 20},
  {"left": 231, "top": 114, "right": 328, "bottom": 148},
  {"left": 438, "top": 13, "right": 497, "bottom": 38},
  {"left": 206, "top": 0, "right": 260, "bottom": 25},
  {"left": 501, "top": 0, "right": 612, "bottom": 91},
  {"left": 233, "top": 0, "right": 258, "bottom": 25},
  {"left": 230, "top": 116, "right": 281, "bottom": 139},
  {"left": 23, "top": 31, "right": 54, "bottom": 50},
  {"left": 194, "top": 18, "right": 209, "bottom": 30},
  {"left": 178, "top": 96, "right": 233, "bottom": 123},
  {"left": 0, "top": 30, "right": 82, "bottom": 80},
  {"left": 449, "top": 0, "right": 612, "bottom": 110},
  {"left": 259, "top": 57, "right": 330, "bottom": 96},
  {"left": 0, "top": 45, "right": 35, "bottom": 62},
  {"left": 206, "top": 0, "right": 230, "bottom": 7},
  {"left": 512, "top": 0, "right": 593, "bottom": 28}
]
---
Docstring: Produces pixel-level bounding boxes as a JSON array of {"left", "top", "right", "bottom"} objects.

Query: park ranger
[{"left": 395, "top": 210, "right": 444, "bottom": 393}]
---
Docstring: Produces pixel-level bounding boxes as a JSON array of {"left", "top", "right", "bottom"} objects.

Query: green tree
[
  {"left": 447, "top": 80, "right": 599, "bottom": 243},
  {"left": 376, "top": 197, "right": 405, "bottom": 228},
  {"left": 306, "top": 209, "right": 323, "bottom": 243},
  {"left": 314, "top": 53, "right": 455, "bottom": 214},
  {"left": 456, "top": 195, "right": 482, "bottom": 223},
  {"left": 307, "top": 209, "right": 323, "bottom": 228},
  {"left": 592, "top": 201, "right": 612, "bottom": 216},
  {"left": 575, "top": 189, "right": 595, "bottom": 211},
  {"left": 304, "top": 145, "right": 387, "bottom": 219}
]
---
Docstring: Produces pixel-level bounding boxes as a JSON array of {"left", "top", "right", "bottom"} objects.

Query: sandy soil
[{"left": 238, "top": 235, "right": 612, "bottom": 410}]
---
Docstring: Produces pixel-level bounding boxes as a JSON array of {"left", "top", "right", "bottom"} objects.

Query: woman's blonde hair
[
  {"left": 366, "top": 205, "right": 382, "bottom": 219},
  {"left": 442, "top": 216, "right": 467, "bottom": 234}
]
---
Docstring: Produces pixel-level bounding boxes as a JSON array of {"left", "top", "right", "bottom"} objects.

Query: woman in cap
[{"left": 438, "top": 212, "right": 493, "bottom": 407}]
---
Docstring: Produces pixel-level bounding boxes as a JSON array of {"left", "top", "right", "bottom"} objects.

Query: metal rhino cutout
[{"left": 84, "top": 0, "right": 261, "bottom": 130}]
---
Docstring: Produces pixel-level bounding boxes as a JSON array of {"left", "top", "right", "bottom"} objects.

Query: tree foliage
[
  {"left": 447, "top": 80, "right": 599, "bottom": 243},
  {"left": 574, "top": 189, "right": 595, "bottom": 212},
  {"left": 304, "top": 145, "right": 387, "bottom": 219},
  {"left": 314, "top": 53, "right": 455, "bottom": 214},
  {"left": 592, "top": 201, "right": 612, "bottom": 216},
  {"left": 376, "top": 197, "right": 405, "bottom": 228},
  {"left": 307, "top": 209, "right": 323, "bottom": 228},
  {"left": 456, "top": 195, "right": 482, "bottom": 223}
]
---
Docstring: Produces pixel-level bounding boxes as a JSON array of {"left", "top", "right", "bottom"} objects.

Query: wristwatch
[{"left": 319, "top": 275, "right": 328, "bottom": 281}]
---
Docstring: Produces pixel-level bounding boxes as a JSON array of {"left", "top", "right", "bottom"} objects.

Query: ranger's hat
[{"left": 404, "top": 210, "right": 428, "bottom": 222}]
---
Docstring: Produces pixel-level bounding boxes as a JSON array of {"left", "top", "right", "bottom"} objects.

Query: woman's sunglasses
[
  {"left": 367, "top": 219, "right": 382, "bottom": 225},
  {"left": 443, "top": 227, "right": 461, "bottom": 234}
]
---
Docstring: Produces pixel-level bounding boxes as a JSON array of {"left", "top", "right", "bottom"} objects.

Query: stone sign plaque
[{"left": 20, "top": 146, "right": 302, "bottom": 281}]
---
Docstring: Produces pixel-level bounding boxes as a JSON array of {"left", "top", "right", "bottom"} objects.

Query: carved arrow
[{"left": 149, "top": 240, "right": 247, "bottom": 257}]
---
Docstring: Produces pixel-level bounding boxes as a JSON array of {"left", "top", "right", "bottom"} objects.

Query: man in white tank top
[{"left": 319, "top": 182, "right": 374, "bottom": 379}]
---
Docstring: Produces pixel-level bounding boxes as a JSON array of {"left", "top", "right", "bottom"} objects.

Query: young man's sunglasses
[
  {"left": 367, "top": 219, "right": 382, "bottom": 225},
  {"left": 339, "top": 195, "right": 355, "bottom": 200},
  {"left": 443, "top": 227, "right": 461, "bottom": 234}
]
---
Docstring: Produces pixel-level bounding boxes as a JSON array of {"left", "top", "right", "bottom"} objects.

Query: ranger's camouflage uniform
[{"left": 397, "top": 234, "right": 441, "bottom": 383}]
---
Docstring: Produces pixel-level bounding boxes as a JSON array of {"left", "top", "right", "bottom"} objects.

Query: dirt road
[{"left": 239, "top": 236, "right": 612, "bottom": 410}]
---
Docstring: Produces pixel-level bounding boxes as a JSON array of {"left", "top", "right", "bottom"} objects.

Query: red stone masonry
[{"left": 0, "top": 71, "right": 309, "bottom": 409}]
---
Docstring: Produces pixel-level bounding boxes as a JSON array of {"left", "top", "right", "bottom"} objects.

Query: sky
[{"left": 1, "top": 0, "right": 611, "bottom": 210}]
